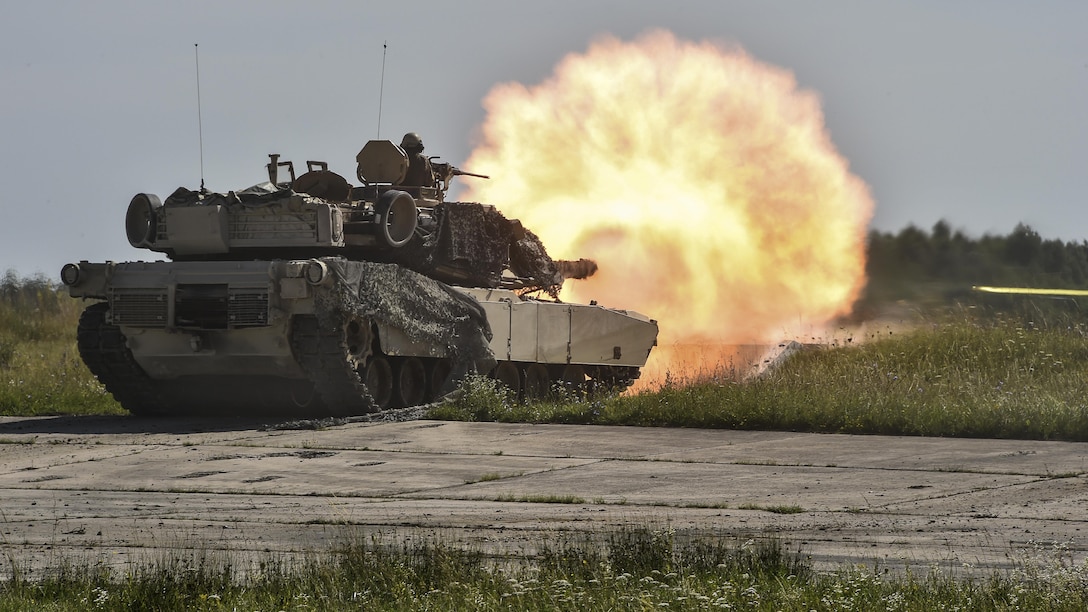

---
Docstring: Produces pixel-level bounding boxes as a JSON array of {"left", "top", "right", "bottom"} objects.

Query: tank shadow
[{"left": 0, "top": 414, "right": 279, "bottom": 436}]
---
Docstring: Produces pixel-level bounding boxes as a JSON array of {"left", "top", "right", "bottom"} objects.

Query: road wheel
[
  {"left": 428, "top": 358, "right": 454, "bottom": 400},
  {"left": 364, "top": 357, "right": 394, "bottom": 409},
  {"left": 560, "top": 364, "right": 586, "bottom": 396},
  {"left": 523, "top": 363, "right": 551, "bottom": 400},
  {"left": 492, "top": 361, "right": 522, "bottom": 399},
  {"left": 395, "top": 357, "right": 427, "bottom": 407}
]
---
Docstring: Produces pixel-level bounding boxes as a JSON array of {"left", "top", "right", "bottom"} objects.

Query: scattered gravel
[{"left": 261, "top": 394, "right": 461, "bottom": 430}]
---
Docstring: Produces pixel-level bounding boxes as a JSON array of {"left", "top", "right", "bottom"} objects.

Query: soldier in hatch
[{"left": 397, "top": 132, "right": 435, "bottom": 188}]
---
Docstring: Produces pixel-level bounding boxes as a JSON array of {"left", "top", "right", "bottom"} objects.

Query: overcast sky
[{"left": 2, "top": 1, "right": 1085, "bottom": 278}]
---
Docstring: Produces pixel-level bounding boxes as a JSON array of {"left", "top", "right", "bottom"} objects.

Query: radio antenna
[
  {"left": 194, "top": 43, "right": 205, "bottom": 191},
  {"left": 376, "top": 41, "right": 387, "bottom": 138}
]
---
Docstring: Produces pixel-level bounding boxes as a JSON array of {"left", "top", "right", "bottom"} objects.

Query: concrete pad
[{"left": 0, "top": 416, "right": 1085, "bottom": 579}]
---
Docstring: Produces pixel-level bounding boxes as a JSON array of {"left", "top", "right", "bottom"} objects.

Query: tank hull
[{"left": 65, "top": 257, "right": 658, "bottom": 416}]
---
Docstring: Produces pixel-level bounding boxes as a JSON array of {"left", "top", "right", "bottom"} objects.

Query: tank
[{"left": 60, "top": 140, "right": 659, "bottom": 416}]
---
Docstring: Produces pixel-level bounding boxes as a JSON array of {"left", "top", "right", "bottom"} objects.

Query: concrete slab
[
  {"left": 0, "top": 416, "right": 1085, "bottom": 578},
  {"left": 0, "top": 444, "right": 589, "bottom": 497}
]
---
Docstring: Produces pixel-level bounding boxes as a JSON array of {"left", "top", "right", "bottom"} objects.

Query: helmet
[{"left": 400, "top": 132, "right": 424, "bottom": 150}]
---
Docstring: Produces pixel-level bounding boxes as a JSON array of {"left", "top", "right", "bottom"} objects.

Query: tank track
[
  {"left": 483, "top": 362, "right": 640, "bottom": 400},
  {"left": 290, "top": 315, "right": 378, "bottom": 416},
  {"left": 77, "top": 302, "right": 170, "bottom": 416},
  {"left": 589, "top": 366, "right": 640, "bottom": 393}
]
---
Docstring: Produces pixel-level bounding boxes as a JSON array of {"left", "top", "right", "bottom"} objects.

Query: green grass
[
  {"left": 431, "top": 307, "right": 1088, "bottom": 441},
  {"left": 0, "top": 273, "right": 123, "bottom": 416},
  {"left": 2, "top": 527, "right": 1087, "bottom": 610}
]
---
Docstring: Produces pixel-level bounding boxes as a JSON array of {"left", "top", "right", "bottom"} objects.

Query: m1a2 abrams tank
[{"left": 60, "top": 139, "right": 659, "bottom": 417}]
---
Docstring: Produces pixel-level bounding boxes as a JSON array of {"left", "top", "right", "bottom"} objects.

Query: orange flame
[{"left": 463, "top": 31, "right": 874, "bottom": 384}]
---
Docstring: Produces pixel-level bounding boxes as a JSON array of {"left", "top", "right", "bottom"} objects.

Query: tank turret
[{"left": 123, "top": 140, "right": 585, "bottom": 295}]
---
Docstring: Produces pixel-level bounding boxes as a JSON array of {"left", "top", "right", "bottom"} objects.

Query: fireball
[{"left": 464, "top": 31, "right": 874, "bottom": 385}]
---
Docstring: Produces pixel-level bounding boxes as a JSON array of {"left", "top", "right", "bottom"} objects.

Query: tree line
[
  {"left": 0, "top": 270, "right": 65, "bottom": 314},
  {"left": 864, "top": 221, "right": 1088, "bottom": 305}
]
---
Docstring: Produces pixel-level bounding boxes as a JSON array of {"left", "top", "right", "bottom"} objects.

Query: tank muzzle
[{"left": 126, "top": 193, "right": 162, "bottom": 248}]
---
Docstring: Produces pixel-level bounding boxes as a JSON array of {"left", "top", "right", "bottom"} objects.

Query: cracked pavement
[{"left": 0, "top": 416, "right": 1085, "bottom": 577}]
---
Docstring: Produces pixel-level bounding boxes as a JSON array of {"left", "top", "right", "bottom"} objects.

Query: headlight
[
  {"left": 304, "top": 259, "right": 328, "bottom": 285},
  {"left": 125, "top": 193, "right": 162, "bottom": 248},
  {"left": 60, "top": 263, "right": 81, "bottom": 286},
  {"left": 331, "top": 207, "right": 344, "bottom": 243}
]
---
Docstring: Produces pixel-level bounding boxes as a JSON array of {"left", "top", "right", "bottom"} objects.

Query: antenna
[
  {"left": 194, "top": 43, "right": 205, "bottom": 191},
  {"left": 377, "top": 41, "right": 387, "bottom": 138}
]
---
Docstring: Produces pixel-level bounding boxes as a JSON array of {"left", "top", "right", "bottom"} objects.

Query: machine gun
[{"left": 431, "top": 160, "right": 489, "bottom": 192}]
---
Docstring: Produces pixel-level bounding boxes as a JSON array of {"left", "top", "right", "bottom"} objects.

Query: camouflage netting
[
  {"left": 385, "top": 201, "right": 511, "bottom": 288},
  {"left": 437, "top": 202, "right": 513, "bottom": 281},
  {"left": 313, "top": 258, "right": 496, "bottom": 391},
  {"left": 163, "top": 180, "right": 313, "bottom": 206},
  {"left": 163, "top": 183, "right": 295, "bottom": 208},
  {"left": 393, "top": 202, "right": 592, "bottom": 296},
  {"left": 508, "top": 227, "right": 563, "bottom": 291}
]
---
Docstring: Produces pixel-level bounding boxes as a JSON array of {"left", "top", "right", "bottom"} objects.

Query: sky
[{"left": 1, "top": 0, "right": 1086, "bottom": 278}]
